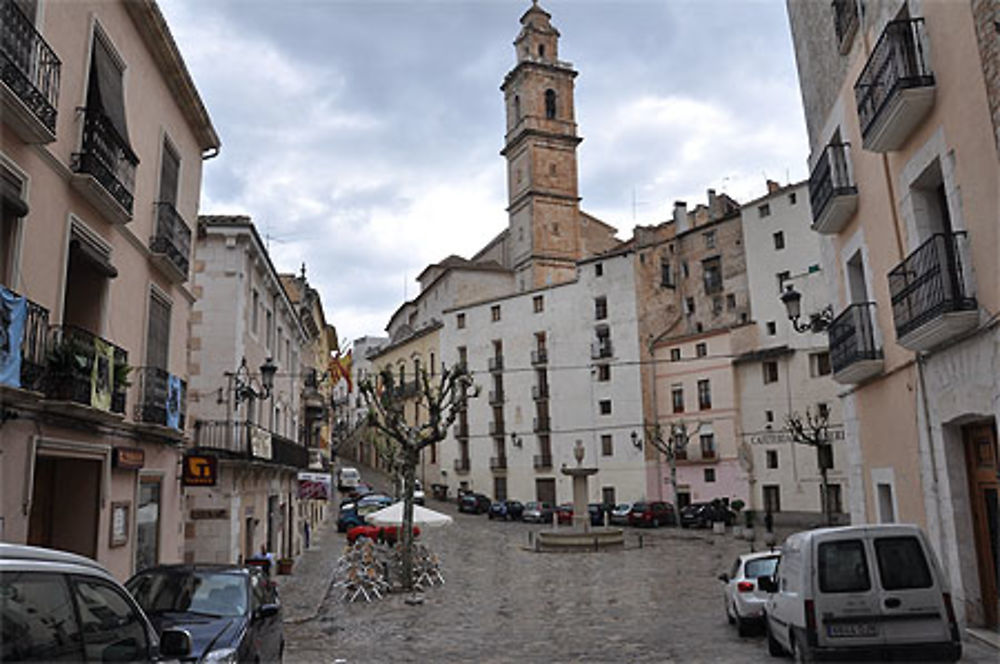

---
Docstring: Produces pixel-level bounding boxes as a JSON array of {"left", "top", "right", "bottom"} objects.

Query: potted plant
[
  {"left": 730, "top": 498, "right": 745, "bottom": 537},
  {"left": 743, "top": 509, "right": 756, "bottom": 541},
  {"left": 276, "top": 557, "right": 294, "bottom": 575}
]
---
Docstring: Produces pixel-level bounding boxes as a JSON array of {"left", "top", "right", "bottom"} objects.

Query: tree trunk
[
  {"left": 400, "top": 443, "right": 418, "bottom": 591},
  {"left": 670, "top": 454, "right": 680, "bottom": 518},
  {"left": 820, "top": 466, "right": 832, "bottom": 526}
]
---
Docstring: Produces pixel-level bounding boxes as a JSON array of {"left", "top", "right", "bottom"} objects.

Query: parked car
[
  {"left": 556, "top": 503, "right": 574, "bottom": 525},
  {"left": 489, "top": 499, "right": 524, "bottom": 521},
  {"left": 346, "top": 481, "right": 376, "bottom": 500},
  {"left": 127, "top": 563, "right": 283, "bottom": 663},
  {"left": 458, "top": 492, "right": 491, "bottom": 514},
  {"left": 760, "top": 524, "right": 961, "bottom": 662},
  {"left": 522, "top": 501, "right": 555, "bottom": 523},
  {"left": 719, "top": 551, "right": 781, "bottom": 636},
  {"left": 337, "top": 466, "right": 361, "bottom": 490},
  {"left": 1, "top": 543, "right": 192, "bottom": 662},
  {"left": 413, "top": 479, "right": 425, "bottom": 506},
  {"left": 609, "top": 502, "right": 633, "bottom": 525},
  {"left": 347, "top": 524, "right": 421, "bottom": 545},
  {"left": 628, "top": 501, "right": 676, "bottom": 527},
  {"left": 338, "top": 494, "right": 393, "bottom": 532},
  {"left": 337, "top": 503, "right": 362, "bottom": 532},
  {"left": 680, "top": 502, "right": 734, "bottom": 528},
  {"left": 588, "top": 503, "right": 609, "bottom": 526}
]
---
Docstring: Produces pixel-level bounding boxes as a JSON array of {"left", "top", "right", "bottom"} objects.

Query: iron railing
[
  {"left": 453, "top": 421, "right": 469, "bottom": 439},
  {"left": 888, "top": 232, "right": 977, "bottom": 340},
  {"left": 531, "top": 348, "right": 548, "bottom": 365},
  {"left": 489, "top": 420, "right": 505, "bottom": 437},
  {"left": 533, "top": 454, "right": 552, "bottom": 469},
  {"left": 533, "top": 416, "right": 551, "bottom": 433},
  {"left": 828, "top": 302, "right": 882, "bottom": 375},
  {"left": 488, "top": 355, "right": 504, "bottom": 372},
  {"left": 72, "top": 109, "right": 138, "bottom": 215},
  {"left": 134, "top": 366, "right": 186, "bottom": 430},
  {"left": 532, "top": 383, "right": 549, "bottom": 401},
  {"left": 488, "top": 389, "right": 504, "bottom": 405},
  {"left": 16, "top": 294, "right": 48, "bottom": 391},
  {"left": 453, "top": 457, "right": 470, "bottom": 473},
  {"left": 809, "top": 142, "right": 857, "bottom": 225},
  {"left": 45, "top": 325, "right": 127, "bottom": 414},
  {"left": 489, "top": 456, "right": 507, "bottom": 470},
  {"left": 0, "top": 0, "right": 60, "bottom": 134},
  {"left": 150, "top": 202, "right": 192, "bottom": 278},
  {"left": 272, "top": 431, "right": 310, "bottom": 468},
  {"left": 832, "top": 0, "right": 859, "bottom": 48},
  {"left": 855, "top": 18, "right": 934, "bottom": 142},
  {"left": 192, "top": 419, "right": 309, "bottom": 468},
  {"left": 591, "top": 341, "right": 613, "bottom": 359}
]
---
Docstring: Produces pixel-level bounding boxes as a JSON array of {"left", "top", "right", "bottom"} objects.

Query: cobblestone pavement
[{"left": 280, "top": 492, "right": 998, "bottom": 664}]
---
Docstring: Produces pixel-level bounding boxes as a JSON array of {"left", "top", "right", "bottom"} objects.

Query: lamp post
[
  {"left": 632, "top": 421, "right": 697, "bottom": 516},
  {"left": 231, "top": 356, "right": 276, "bottom": 405},
  {"left": 780, "top": 284, "right": 834, "bottom": 334}
]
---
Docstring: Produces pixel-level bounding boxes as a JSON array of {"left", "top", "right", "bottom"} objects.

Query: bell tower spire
[{"left": 500, "top": 2, "right": 583, "bottom": 290}]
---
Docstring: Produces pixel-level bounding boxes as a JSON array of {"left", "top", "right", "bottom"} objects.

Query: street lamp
[
  {"left": 510, "top": 432, "right": 522, "bottom": 448},
  {"left": 780, "top": 284, "right": 834, "bottom": 334},
  {"left": 232, "top": 356, "right": 276, "bottom": 405},
  {"left": 630, "top": 430, "right": 643, "bottom": 450}
]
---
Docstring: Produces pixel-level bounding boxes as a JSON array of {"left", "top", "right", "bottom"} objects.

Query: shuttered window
[
  {"left": 158, "top": 141, "right": 180, "bottom": 205},
  {"left": 145, "top": 292, "right": 170, "bottom": 370}
]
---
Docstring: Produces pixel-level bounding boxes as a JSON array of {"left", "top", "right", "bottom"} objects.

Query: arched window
[
  {"left": 514, "top": 95, "right": 520, "bottom": 121},
  {"left": 538, "top": 44, "right": 545, "bottom": 58},
  {"left": 545, "top": 89, "right": 556, "bottom": 119}
]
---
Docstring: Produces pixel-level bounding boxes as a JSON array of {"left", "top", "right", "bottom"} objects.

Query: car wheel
[
  {"left": 736, "top": 613, "right": 752, "bottom": 637},
  {"left": 766, "top": 618, "right": 785, "bottom": 657},
  {"left": 793, "top": 631, "right": 813, "bottom": 663}
]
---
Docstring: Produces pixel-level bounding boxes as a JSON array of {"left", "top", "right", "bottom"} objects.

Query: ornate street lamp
[
  {"left": 780, "top": 284, "right": 834, "bottom": 334},
  {"left": 232, "top": 356, "right": 276, "bottom": 405}
]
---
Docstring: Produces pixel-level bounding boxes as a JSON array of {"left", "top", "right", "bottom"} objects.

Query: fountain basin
[{"left": 536, "top": 526, "right": 625, "bottom": 552}]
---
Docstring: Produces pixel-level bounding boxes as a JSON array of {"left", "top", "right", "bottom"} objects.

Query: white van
[
  {"left": 761, "top": 524, "right": 961, "bottom": 662},
  {"left": 337, "top": 466, "right": 360, "bottom": 490}
]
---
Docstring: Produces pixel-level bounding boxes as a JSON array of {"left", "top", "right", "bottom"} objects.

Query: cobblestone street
[{"left": 279, "top": 495, "right": 998, "bottom": 663}]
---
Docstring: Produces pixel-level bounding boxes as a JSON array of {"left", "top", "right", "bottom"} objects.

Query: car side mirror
[
  {"left": 757, "top": 576, "right": 777, "bottom": 593},
  {"left": 717, "top": 573, "right": 729, "bottom": 583},
  {"left": 255, "top": 603, "right": 280, "bottom": 620},
  {"left": 159, "top": 628, "right": 192, "bottom": 658}
]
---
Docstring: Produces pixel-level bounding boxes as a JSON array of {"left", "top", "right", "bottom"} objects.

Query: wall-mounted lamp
[
  {"left": 231, "top": 356, "right": 276, "bottom": 405},
  {"left": 780, "top": 284, "right": 834, "bottom": 334},
  {"left": 510, "top": 432, "right": 522, "bottom": 448},
  {"left": 630, "top": 430, "right": 643, "bottom": 450}
]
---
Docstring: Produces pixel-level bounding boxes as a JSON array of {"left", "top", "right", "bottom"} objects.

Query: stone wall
[{"left": 971, "top": 0, "right": 1000, "bottom": 155}]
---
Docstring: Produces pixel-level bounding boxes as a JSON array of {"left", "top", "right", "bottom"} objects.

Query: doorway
[
  {"left": 536, "top": 478, "right": 556, "bottom": 505},
  {"left": 266, "top": 495, "right": 278, "bottom": 554},
  {"left": 28, "top": 456, "right": 101, "bottom": 558},
  {"left": 135, "top": 479, "right": 161, "bottom": 572},
  {"left": 963, "top": 422, "right": 998, "bottom": 627}
]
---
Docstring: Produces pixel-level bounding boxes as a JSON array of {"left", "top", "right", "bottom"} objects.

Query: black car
[
  {"left": 488, "top": 499, "right": 524, "bottom": 520},
  {"left": 588, "top": 503, "right": 611, "bottom": 526},
  {"left": 680, "top": 502, "right": 735, "bottom": 528},
  {"left": 126, "top": 565, "right": 283, "bottom": 663},
  {"left": 458, "top": 492, "right": 491, "bottom": 514}
]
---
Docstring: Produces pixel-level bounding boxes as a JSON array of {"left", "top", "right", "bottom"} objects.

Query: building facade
[
  {"left": 787, "top": 0, "right": 999, "bottom": 627},
  {"left": 0, "top": 0, "right": 217, "bottom": 579}
]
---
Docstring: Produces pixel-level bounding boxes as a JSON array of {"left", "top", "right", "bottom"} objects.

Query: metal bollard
[
  {"left": 528, "top": 531, "right": 533, "bottom": 546},
  {"left": 638, "top": 534, "right": 644, "bottom": 549}
]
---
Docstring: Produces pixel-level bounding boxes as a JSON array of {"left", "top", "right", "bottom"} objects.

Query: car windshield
[
  {"left": 633, "top": 502, "right": 649, "bottom": 511},
  {"left": 743, "top": 556, "right": 780, "bottom": 579},
  {"left": 126, "top": 570, "right": 246, "bottom": 617},
  {"left": 614, "top": 503, "right": 630, "bottom": 512}
]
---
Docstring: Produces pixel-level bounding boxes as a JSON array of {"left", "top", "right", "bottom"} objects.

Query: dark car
[
  {"left": 459, "top": 492, "right": 491, "bottom": 514},
  {"left": 680, "top": 501, "right": 735, "bottom": 528},
  {"left": 628, "top": 501, "right": 676, "bottom": 527},
  {"left": 126, "top": 565, "right": 283, "bottom": 663},
  {"left": 489, "top": 499, "right": 524, "bottom": 520},
  {"left": 588, "top": 503, "right": 610, "bottom": 526},
  {"left": 337, "top": 493, "right": 393, "bottom": 532}
]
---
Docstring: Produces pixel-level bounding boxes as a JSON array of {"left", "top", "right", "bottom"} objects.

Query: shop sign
[
  {"left": 297, "top": 472, "right": 332, "bottom": 500},
  {"left": 113, "top": 447, "right": 145, "bottom": 470},
  {"left": 190, "top": 508, "right": 229, "bottom": 520},
  {"left": 182, "top": 453, "right": 218, "bottom": 487},
  {"left": 250, "top": 427, "right": 272, "bottom": 459}
]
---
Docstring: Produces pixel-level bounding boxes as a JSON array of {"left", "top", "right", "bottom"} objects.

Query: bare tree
[
  {"left": 359, "top": 363, "right": 477, "bottom": 591},
  {"left": 641, "top": 419, "right": 702, "bottom": 514},
  {"left": 785, "top": 407, "right": 834, "bottom": 526}
]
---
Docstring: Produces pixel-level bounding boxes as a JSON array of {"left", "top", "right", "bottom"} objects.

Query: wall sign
[
  {"left": 110, "top": 501, "right": 130, "bottom": 548},
  {"left": 182, "top": 454, "right": 218, "bottom": 487},
  {"left": 113, "top": 447, "right": 145, "bottom": 470}
]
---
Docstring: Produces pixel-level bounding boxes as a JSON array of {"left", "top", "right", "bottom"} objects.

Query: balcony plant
[{"left": 44, "top": 335, "right": 92, "bottom": 401}]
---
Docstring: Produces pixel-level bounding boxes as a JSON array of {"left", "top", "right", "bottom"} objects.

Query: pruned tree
[
  {"left": 642, "top": 419, "right": 702, "bottom": 514},
  {"left": 785, "top": 407, "right": 834, "bottom": 526},
  {"left": 359, "top": 363, "right": 478, "bottom": 591}
]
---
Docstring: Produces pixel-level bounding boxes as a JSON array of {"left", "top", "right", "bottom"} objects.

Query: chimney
[
  {"left": 766, "top": 179, "right": 780, "bottom": 194},
  {"left": 673, "top": 201, "right": 689, "bottom": 233},
  {"left": 707, "top": 189, "right": 719, "bottom": 220}
]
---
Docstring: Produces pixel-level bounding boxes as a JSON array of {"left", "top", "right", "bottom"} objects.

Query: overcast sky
[{"left": 159, "top": 0, "right": 809, "bottom": 346}]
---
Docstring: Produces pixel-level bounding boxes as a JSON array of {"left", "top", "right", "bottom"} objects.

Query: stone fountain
[{"left": 535, "top": 440, "right": 625, "bottom": 552}]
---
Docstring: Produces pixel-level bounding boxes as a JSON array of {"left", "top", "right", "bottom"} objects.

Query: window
[
  {"left": 599, "top": 400, "right": 612, "bottom": 415},
  {"left": 594, "top": 296, "right": 607, "bottom": 320},
  {"left": 765, "top": 410, "right": 774, "bottom": 424},
  {"left": 73, "top": 577, "right": 149, "bottom": 661},
  {"left": 763, "top": 485, "right": 781, "bottom": 513},
  {"left": 430, "top": 352, "right": 436, "bottom": 376},
  {"left": 704, "top": 468, "right": 716, "bottom": 482},
  {"left": 758, "top": 203, "right": 771, "bottom": 217},
  {"left": 513, "top": 94, "right": 520, "bottom": 121},
  {"left": 817, "top": 402, "right": 830, "bottom": 420},
  {"left": 533, "top": 295, "right": 543, "bottom": 313},
  {"left": 85, "top": 30, "right": 134, "bottom": 162},
  {"left": 596, "top": 364, "right": 610, "bottom": 381},
  {"left": 702, "top": 256, "right": 722, "bottom": 294},
  {"left": 766, "top": 321, "right": 776, "bottom": 336},
  {"left": 145, "top": 291, "right": 171, "bottom": 370},
  {"left": 685, "top": 297, "right": 695, "bottom": 315},
  {"left": 457, "top": 346, "right": 468, "bottom": 367},
  {"left": 601, "top": 434, "right": 613, "bottom": 456},
  {"left": 276, "top": 327, "right": 283, "bottom": 362},
  {"left": 704, "top": 231, "right": 716, "bottom": 249},
  {"left": 266, "top": 310, "right": 273, "bottom": 349},
  {"left": 700, "top": 433, "right": 715, "bottom": 458},
  {"left": 776, "top": 270, "right": 791, "bottom": 293},
  {"left": 136, "top": 479, "right": 161, "bottom": 572},
  {"left": 726, "top": 293, "right": 736, "bottom": 310},
  {"left": 595, "top": 326, "right": 611, "bottom": 357},
  {"left": 660, "top": 260, "right": 673, "bottom": 288},
  {"left": 875, "top": 537, "right": 933, "bottom": 590},
  {"left": 773, "top": 231, "right": 785, "bottom": 250},
  {"left": 251, "top": 290, "right": 259, "bottom": 335},
  {"left": 670, "top": 348, "right": 681, "bottom": 361},
  {"left": 494, "top": 476, "right": 507, "bottom": 502},
  {"left": 595, "top": 263, "right": 603, "bottom": 277},
  {"left": 158, "top": 138, "right": 180, "bottom": 206},
  {"left": 877, "top": 483, "right": 896, "bottom": 523},
  {"left": 789, "top": 192, "right": 797, "bottom": 205},
  {"left": 672, "top": 386, "right": 684, "bottom": 413},
  {"left": 491, "top": 305, "right": 501, "bottom": 322},
  {"left": 0, "top": 572, "right": 84, "bottom": 660},
  {"left": 697, "top": 379, "right": 711, "bottom": 409},
  {"left": 457, "top": 313, "right": 466, "bottom": 329},
  {"left": 818, "top": 540, "right": 871, "bottom": 593},
  {"left": 695, "top": 342, "right": 707, "bottom": 358},
  {"left": 544, "top": 88, "right": 556, "bottom": 119},
  {"left": 763, "top": 361, "right": 779, "bottom": 384},
  {"left": 602, "top": 487, "right": 616, "bottom": 506},
  {"left": 1, "top": 166, "right": 26, "bottom": 286},
  {"left": 810, "top": 351, "right": 832, "bottom": 377},
  {"left": 712, "top": 297, "right": 723, "bottom": 315},
  {"left": 681, "top": 261, "right": 689, "bottom": 278},
  {"left": 766, "top": 450, "right": 778, "bottom": 469}
]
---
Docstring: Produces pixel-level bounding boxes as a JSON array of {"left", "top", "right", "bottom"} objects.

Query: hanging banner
[
  {"left": 91, "top": 338, "right": 114, "bottom": 411},
  {"left": 0, "top": 287, "right": 27, "bottom": 388},
  {"left": 166, "top": 373, "right": 182, "bottom": 430},
  {"left": 297, "top": 472, "right": 332, "bottom": 500}
]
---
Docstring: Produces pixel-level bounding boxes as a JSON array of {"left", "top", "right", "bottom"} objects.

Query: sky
[{"left": 158, "top": 0, "right": 810, "bottom": 346}]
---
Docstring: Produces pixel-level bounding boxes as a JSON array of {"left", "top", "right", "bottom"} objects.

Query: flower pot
[{"left": 277, "top": 558, "right": 294, "bottom": 575}]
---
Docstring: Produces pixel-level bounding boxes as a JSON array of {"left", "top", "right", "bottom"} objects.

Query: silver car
[
  {"left": 609, "top": 502, "right": 633, "bottom": 525},
  {"left": 718, "top": 550, "right": 780, "bottom": 636}
]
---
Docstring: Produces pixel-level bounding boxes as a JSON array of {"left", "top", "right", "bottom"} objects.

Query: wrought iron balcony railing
[
  {"left": 809, "top": 142, "right": 858, "bottom": 233},
  {"left": 832, "top": 0, "right": 859, "bottom": 52},
  {"left": 533, "top": 416, "right": 551, "bottom": 433},
  {"left": 453, "top": 457, "right": 470, "bottom": 473},
  {"left": 489, "top": 420, "right": 505, "bottom": 437},
  {"left": 489, "top": 456, "right": 507, "bottom": 471},
  {"left": 533, "top": 454, "right": 552, "bottom": 469},
  {"left": 854, "top": 18, "right": 934, "bottom": 151},
  {"left": 488, "top": 355, "right": 504, "bottom": 372},
  {"left": 272, "top": 431, "right": 310, "bottom": 468},
  {"left": 591, "top": 341, "right": 613, "bottom": 359},
  {"left": 72, "top": 109, "right": 138, "bottom": 216},
  {"left": 532, "top": 383, "right": 549, "bottom": 401},
  {"left": 888, "top": 232, "right": 977, "bottom": 349},
  {"left": 192, "top": 419, "right": 309, "bottom": 468},
  {"left": 453, "top": 421, "right": 469, "bottom": 439},
  {"left": 1, "top": 0, "right": 60, "bottom": 137},
  {"left": 45, "top": 325, "right": 127, "bottom": 414},
  {"left": 0, "top": 292, "right": 50, "bottom": 392},
  {"left": 150, "top": 202, "right": 192, "bottom": 280},
  {"left": 531, "top": 348, "right": 548, "bottom": 365},
  {"left": 488, "top": 389, "right": 504, "bottom": 405},
  {"left": 135, "top": 366, "right": 186, "bottom": 430},
  {"left": 828, "top": 302, "right": 883, "bottom": 381}
]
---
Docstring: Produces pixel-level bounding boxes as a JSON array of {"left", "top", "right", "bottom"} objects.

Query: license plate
[{"left": 827, "top": 622, "right": 878, "bottom": 638}]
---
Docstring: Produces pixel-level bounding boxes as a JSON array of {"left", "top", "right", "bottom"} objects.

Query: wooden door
[{"left": 964, "top": 422, "right": 999, "bottom": 627}]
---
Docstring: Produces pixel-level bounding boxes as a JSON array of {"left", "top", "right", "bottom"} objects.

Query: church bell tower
[{"left": 501, "top": 1, "right": 583, "bottom": 290}]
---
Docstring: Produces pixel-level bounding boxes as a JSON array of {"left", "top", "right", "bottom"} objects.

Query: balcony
[
  {"left": 0, "top": 292, "right": 48, "bottom": 392},
  {"left": 399, "top": 380, "right": 419, "bottom": 398},
  {"left": 489, "top": 420, "right": 505, "bottom": 437},
  {"left": 533, "top": 416, "right": 551, "bottom": 433},
  {"left": 488, "top": 389, "right": 504, "bottom": 405},
  {"left": 888, "top": 232, "right": 978, "bottom": 351},
  {"left": 192, "top": 420, "right": 308, "bottom": 468},
  {"left": 531, "top": 348, "right": 548, "bottom": 365},
  {"left": 809, "top": 142, "right": 858, "bottom": 234},
  {"left": 591, "top": 341, "right": 613, "bottom": 360},
  {"left": 533, "top": 454, "right": 552, "bottom": 470},
  {"left": 1, "top": 0, "right": 60, "bottom": 143},
  {"left": 149, "top": 202, "right": 192, "bottom": 282},
  {"left": 44, "top": 325, "right": 126, "bottom": 415},
  {"left": 488, "top": 355, "right": 504, "bottom": 373},
  {"left": 532, "top": 383, "right": 549, "bottom": 401},
  {"left": 453, "top": 422, "right": 469, "bottom": 439},
  {"left": 700, "top": 449, "right": 717, "bottom": 461},
  {"left": 134, "top": 366, "right": 186, "bottom": 431},
  {"left": 272, "top": 431, "right": 310, "bottom": 468},
  {"left": 453, "top": 457, "right": 470, "bottom": 473},
  {"left": 855, "top": 18, "right": 935, "bottom": 153},
  {"left": 828, "top": 302, "right": 884, "bottom": 384},
  {"left": 832, "top": 0, "right": 859, "bottom": 54},
  {"left": 489, "top": 456, "right": 507, "bottom": 471},
  {"left": 71, "top": 109, "right": 138, "bottom": 223}
]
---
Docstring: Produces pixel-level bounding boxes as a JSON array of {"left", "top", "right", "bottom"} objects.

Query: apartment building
[
  {"left": 334, "top": 335, "right": 385, "bottom": 468},
  {"left": 787, "top": 0, "right": 999, "bottom": 627},
  {"left": 0, "top": 0, "right": 217, "bottom": 579},
  {"left": 185, "top": 216, "right": 310, "bottom": 564}
]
